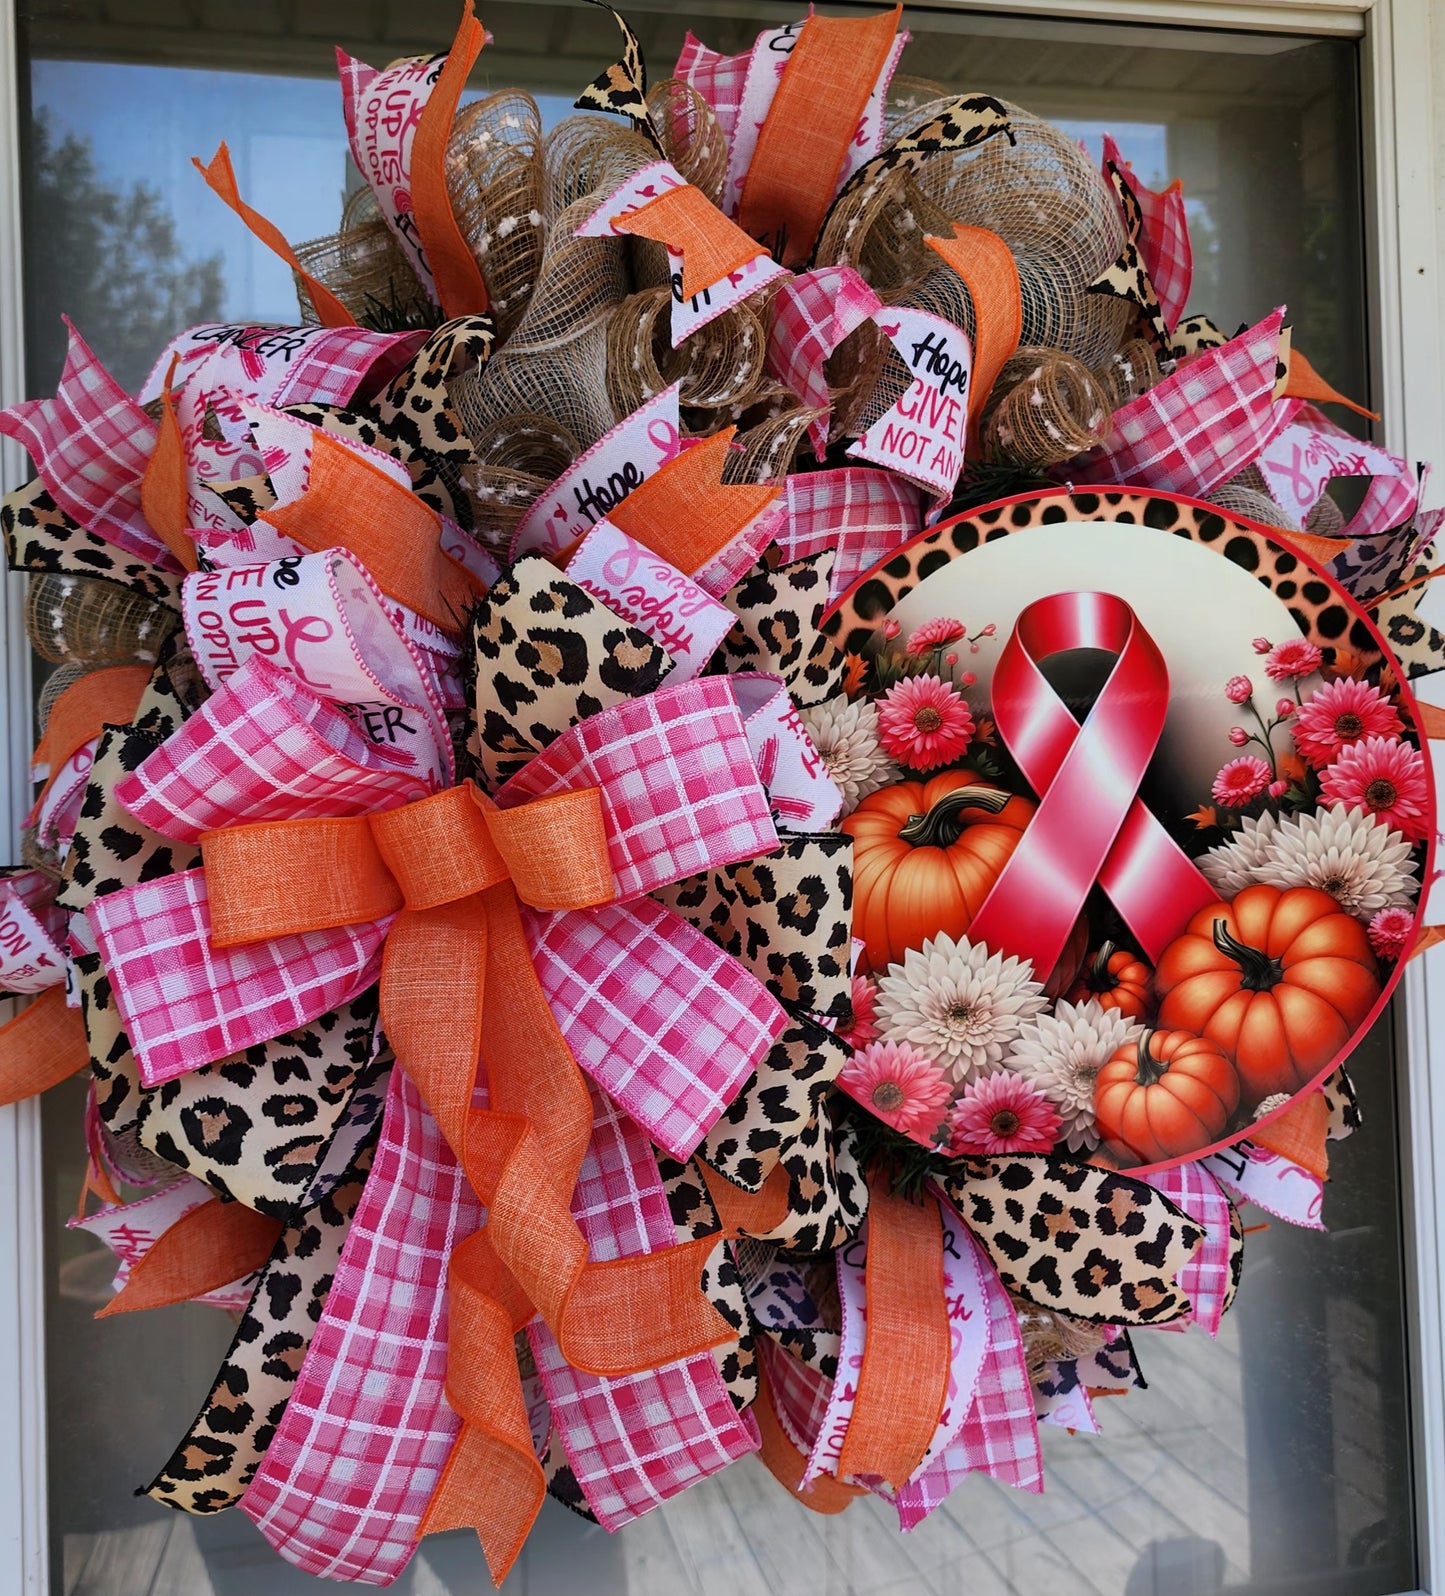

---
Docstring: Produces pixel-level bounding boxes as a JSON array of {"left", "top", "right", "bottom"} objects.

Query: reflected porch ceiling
[{"left": 20, "top": 0, "right": 1342, "bottom": 121}]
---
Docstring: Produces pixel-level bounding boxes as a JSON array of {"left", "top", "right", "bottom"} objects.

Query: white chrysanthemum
[
  {"left": 1005, "top": 999, "right": 1143, "bottom": 1152},
  {"left": 800, "top": 695, "right": 898, "bottom": 814},
  {"left": 876, "top": 932, "right": 1048, "bottom": 1083},
  {"left": 1198, "top": 811, "right": 1279, "bottom": 897},
  {"left": 1254, "top": 1093, "right": 1292, "bottom": 1119},
  {"left": 1254, "top": 802, "right": 1418, "bottom": 920}
]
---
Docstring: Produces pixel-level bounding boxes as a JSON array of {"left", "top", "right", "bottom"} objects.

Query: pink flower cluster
[{"left": 877, "top": 674, "right": 974, "bottom": 771}]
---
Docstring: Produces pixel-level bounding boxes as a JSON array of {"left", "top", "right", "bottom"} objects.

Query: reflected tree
[{"left": 23, "top": 110, "right": 224, "bottom": 395}]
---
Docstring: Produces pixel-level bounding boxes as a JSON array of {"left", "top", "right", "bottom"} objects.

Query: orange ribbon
[
  {"left": 755, "top": 1362, "right": 865, "bottom": 1514},
  {"left": 1284, "top": 347, "right": 1378, "bottom": 421},
  {"left": 0, "top": 988, "right": 89, "bottom": 1108},
  {"left": 95, "top": 1198, "right": 282, "bottom": 1318},
  {"left": 259, "top": 432, "right": 486, "bottom": 632},
  {"left": 605, "top": 429, "right": 780, "bottom": 577},
  {"left": 1251, "top": 1091, "right": 1330, "bottom": 1180},
  {"left": 835, "top": 1180, "right": 952, "bottom": 1488},
  {"left": 140, "top": 355, "right": 198, "bottom": 572},
  {"left": 31, "top": 665, "right": 151, "bottom": 805},
  {"left": 411, "top": 2, "right": 492, "bottom": 318},
  {"left": 200, "top": 781, "right": 738, "bottom": 1580},
  {"left": 192, "top": 144, "right": 356, "bottom": 329},
  {"left": 736, "top": 8, "right": 902, "bottom": 267},
  {"left": 926, "top": 223, "right": 1024, "bottom": 441},
  {"left": 615, "top": 185, "right": 765, "bottom": 301}
]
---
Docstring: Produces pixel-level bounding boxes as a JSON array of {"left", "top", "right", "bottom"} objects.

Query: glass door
[{"left": 10, "top": 3, "right": 1416, "bottom": 1592}]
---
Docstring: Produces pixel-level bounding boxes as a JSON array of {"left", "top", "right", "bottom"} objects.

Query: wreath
[{"left": 1, "top": 2, "right": 1438, "bottom": 1584}]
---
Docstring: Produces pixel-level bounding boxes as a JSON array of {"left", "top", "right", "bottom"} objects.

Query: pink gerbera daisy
[
  {"left": 839, "top": 1039, "right": 954, "bottom": 1141},
  {"left": 842, "top": 974, "right": 880, "bottom": 1049},
  {"left": 1265, "top": 638, "right": 1324, "bottom": 682},
  {"left": 876, "top": 674, "right": 974, "bottom": 771},
  {"left": 948, "top": 1071, "right": 1061, "bottom": 1156},
  {"left": 1320, "top": 736, "right": 1431, "bottom": 842},
  {"left": 1368, "top": 906, "right": 1416, "bottom": 961},
  {"left": 906, "top": 617, "right": 967, "bottom": 656},
  {"left": 1291, "top": 678, "right": 1404, "bottom": 768},
  {"left": 1212, "top": 756, "right": 1272, "bottom": 808}
]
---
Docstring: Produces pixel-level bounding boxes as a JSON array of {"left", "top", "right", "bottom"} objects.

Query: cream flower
[
  {"left": 1255, "top": 802, "right": 1418, "bottom": 920},
  {"left": 1254, "top": 1093, "right": 1292, "bottom": 1119},
  {"left": 799, "top": 695, "right": 897, "bottom": 814},
  {"left": 875, "top": 932, "right": 1048, "bottom": 1083},
  {"left": 1198, "top": 811, "right": 1279, "bottom": 897},
  {"left": 1005, "top": 999, "right": 1143, "bottom": 1153}
]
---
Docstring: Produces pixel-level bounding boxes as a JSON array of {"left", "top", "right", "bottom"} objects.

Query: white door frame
[{"left": 0, "top": 0, "right": 1439, "bottom": 1591}]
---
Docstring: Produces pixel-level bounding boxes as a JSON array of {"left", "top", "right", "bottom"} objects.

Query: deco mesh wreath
[{"left": 2, "top": 1, "right": 1441, "bottom": 1584}]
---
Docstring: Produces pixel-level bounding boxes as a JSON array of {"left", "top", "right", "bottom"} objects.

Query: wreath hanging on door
[{"left": 1, "top": 1, "right": 1439, "bottom": 1582}]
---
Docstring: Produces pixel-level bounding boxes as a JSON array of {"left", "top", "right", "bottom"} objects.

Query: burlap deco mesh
[
  {"left": 451, "top": 196, "right": 632, "bottom": 467},
  {"left": 1011, "top": 1295, "right": 1111, "bottom": 1382},
  {"left": 649, "top": 78, "right": 727, "bottom": 208},
  {"left": 462, "top": 413, "right": 581, "bottom": 551},
  {"left": 26, "top": 573, "right": 179, "bottom": 667},
  {"left": 1208, "top": 463, "right": 1302, "bottom": 533},
  {"left": 293, "top": 186, "right": 434, "bottom": 331},
  {"left": 447, "top": 92, "right": 546, "bottom": 339},
  {"left": 1305, "top": 490, "right": 1347, "bottom": 537},
  {"left": 982, "top": 347, "right": 1113, "bottom": 470},
  {"left": 1093, "top": 337, "right": 1162, "bottom": 410},
  {"left": 721, "top": 405, "right": 823, "bottom": 485},
  {"left": 36, "top": 660, "right": 91, "bottom": 732},
  {"left": 542, "top": 117, "right": 658, "bottom": 223},
  {"left": 605, "top": 286, "right": 782, "bottom": 424}
]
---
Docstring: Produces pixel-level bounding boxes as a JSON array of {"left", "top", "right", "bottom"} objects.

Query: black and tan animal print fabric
[
  {"left": 573, "top": 1, "right": 661, "bottom": 150},
  {"left": 1322, "top": 1068, "right": 1361, "bottom": 1140},
  {"left": 145, "top": 1149, "right": 372, "bottom": 1514},
  {"left": 1, "top": 475, "right": 183, "bottom": 606},
  {"left": 1086, "top": 161, "right": 1173, "bottom": 356},
  {"left": 467, "top": 556, "right": 673, "bottom": 791},
  {"left": 698, "top": 1016, "right": 848, "bottom": 1192},
  {"left": 939, "top": 1157, "right": 1202, "bottom": 1326},
  {"left": 653, "top": 834, "right": 854, "bottom": 1024},
  {"left": 716, "top": 551, "right": 845, "bottom": 707}
]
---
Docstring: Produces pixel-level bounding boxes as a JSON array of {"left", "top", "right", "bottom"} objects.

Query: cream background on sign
[{"left": 884, "top": 517, "right": 1316, "bottom": 824}]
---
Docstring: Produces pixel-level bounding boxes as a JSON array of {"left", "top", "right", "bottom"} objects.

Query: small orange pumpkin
[
  {"left": 1094, "top": 1028, "right": 1240, "bottom": 1165},
  {"left": 1066, "top": 941, "right": 1152, "bottom": 1021},
  {"left": 841, "top": 770, "right": 1034, "bottom": 972},
  {"left": 1154, "top": 884, "right": 1380, "bottom": 1105}
]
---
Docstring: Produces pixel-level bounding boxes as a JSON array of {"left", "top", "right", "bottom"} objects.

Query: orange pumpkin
[
  {"left": 1094, "top": 1028, "right": 1240, "bottom": 1164},
  {"left": 842, "top": 771, "right": 1033, "bottom": 972},
  {"left": 1154, "top": 883, "right": 1380, "bottom": 1104},
  {"left": 1066, "top": 941, "right": 1152, "bottom": 1020}
]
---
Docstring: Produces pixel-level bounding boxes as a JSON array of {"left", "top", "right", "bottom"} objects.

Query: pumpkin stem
[
  {"left": 898, "top": 785, "right": 1010, "bottom": 848},
  {"left": 1086, "top": 941, "right": 1118, "bottom": 991},
  {"left": 1211, "top": 918, "right": 1284, "bottom": 992},
  {"left": 1134, "top": 1029, "right": 1169, "bottom": 1087}
]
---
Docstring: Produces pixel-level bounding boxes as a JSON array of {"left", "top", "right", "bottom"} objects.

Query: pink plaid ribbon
[
  {"left": 674, "top": 33, "right": 748, "bottom": 146},
  {"left": 774, "top": 468, "right": 924, "bottom": 599},
  {"left": 758, "top": 1335, "right": 835, "bottom": 1462},
  {"left": 241, "top": 1069, "right": 479, "bottom": 1585},
  {"left": 1143, "top": 1162, "right": 1232, "bottom": 1337},
  {"left": 0, "top": 319, "right": 175, "bottom": 567},
  {"left": 92, "top": 658, "right": 432, "bottom": 1084},
  {"left": 139, "top": 321, "right": 425, "bottom": 412},
  {"left": 893, "top": 1218, "right": 1042, "bottom": 1527},
  {"left": 525, "top": 895, "right": 783, "bottom": 1161},
  {"left": 1081, "top": 308, "right": 1288, "bottom": 496},
  {"left": 117, "top": 654, "right": 429, "bottom": 843},
  {"left": 1102, "top": 134, "right": 1192, "bottom": 335},
  {"left": 530, "top": 1086, "right": 758, "bottom": 1528},
  {"left": 767, "top": 267, "right": 883, "bottom": 456}
]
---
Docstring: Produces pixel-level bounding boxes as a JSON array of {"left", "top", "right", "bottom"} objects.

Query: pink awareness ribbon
[{"left": 965, "top": 591, "right": 1219, "bottom": 980}]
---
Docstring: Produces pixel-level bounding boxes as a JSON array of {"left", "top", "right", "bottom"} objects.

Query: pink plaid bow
[
  {"left": 241, "top": 1068, "right": 479, "bottom": 1584},
  {"left": 772, "top": 467, "right": 924, "bottom": 599},
  {"left": 1102, "top": 134, "right": 1193, "bottom": 335},
  {"left": 1144, "top": 1162, "right": 1233, "bottom": 1336},
  {"left": 0, "top": 319, "right": 174, "bottom": 567},
  {"left": 1081, "top": 308, "right": 1288, "bottom": 496},
  {"left": 92, "top": 655, "right": 432, "bottom": 1084},
  {"left": 674, "top": 33, "right": 748, "bottom": 146},
  {"left": 767, "top": 267, "right": 884, "bottom": 457},
  {"left": 529, "top": 1085, "right": 759, "bottom": 1527}
]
